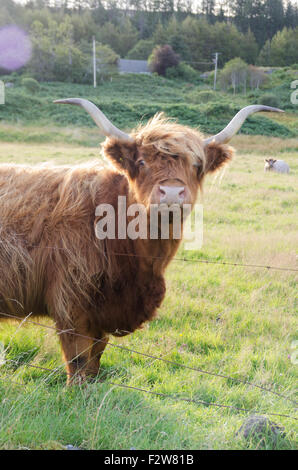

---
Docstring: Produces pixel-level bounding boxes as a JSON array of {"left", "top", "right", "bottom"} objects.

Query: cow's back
[
  {"left": 0, "top": 162, "right": 106, "bottom": 318},
  {"left": 273, "top": 160, "right": 289, "bottom": 173}
]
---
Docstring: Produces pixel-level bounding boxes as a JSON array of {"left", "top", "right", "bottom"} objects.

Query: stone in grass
[
  {"left": 35, "top": 441, "right": 81, "bottom": 450},
  {"left": 66, "top": 444, "right": 81, "bottom": 450},
  {"left": 236, "top": 415, "right": 285, "bottom": 446}
]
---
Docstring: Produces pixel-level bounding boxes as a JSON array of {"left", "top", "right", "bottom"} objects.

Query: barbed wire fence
[
  {"left": 0, "top": 246, "right": 297, "bottom": 424},
  {"left": 6, "top": 242, "right": 298, "bottom": 272},
  {"left": 0, "top": 305, "right": 297, "bottom": 422},
  {"left": 104, "top": 251, "right": 298, "bottom": 272}
]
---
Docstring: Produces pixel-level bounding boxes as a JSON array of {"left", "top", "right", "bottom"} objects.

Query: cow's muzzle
[{"left": 151, "top": 179, "right": 190, "bottom": 207}]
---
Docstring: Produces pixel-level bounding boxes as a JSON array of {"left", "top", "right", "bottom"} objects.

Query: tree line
[
  {"left": 25, "top": 0, "right": 298, "bottom": 47},
  {"left": 0, "top": 0, "right": 297, "bottom": 83}
]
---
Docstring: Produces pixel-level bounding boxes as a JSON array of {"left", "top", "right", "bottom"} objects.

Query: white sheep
[{"left": 264, "top": 159, "right": 290, "bottom": 174}]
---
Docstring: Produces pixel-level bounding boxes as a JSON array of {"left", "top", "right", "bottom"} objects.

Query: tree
[
  {"left": 201, "top": 0, "right": 216, "bottom": 23},
  {"left": 248, "top": 65, "right": 267, "bottom": 89},
  {"left": 257, "top": 39, "right": 271, "bottom": 65},
  {"left": 149, "top": 44, "right": 180, "bottom": 76},
  {"left": 284, "top": 1, "right": 298, "bottom": 29},
  {"left": 264, "top": 0, "right": 284, "bottom": 40},
  {"left": 220, "top": 57, "right": 249, "bottom": 94},
  {"left": 97, "top": 22, "right": 119, "bottom": 56},
  {"left": 257, "top": 27, "right": 298, "bottom": 66},
  {"left": 28, "top": 20, "right": 56, "bottom": 81},
  {"left": 165, "top": 16, "right": 191, "bottom": 60},
  {"left": 231, "top": 0, "right": 254, "bottom": 34},
  {"left": 152, "top": 21, "right": 168, "bottom": 45},
  {"left": 231, "top": 0, "right": 287, "bottom": 47},
  {"left": 116, "top": 18, "right": 139, "bottom": 57},
  {"left": 97, "top": 18, "right": 138, "bottom": 58},
  {"left": 126, "top": 39, "right": 154, "bottom": 59},
  {"left": 28, "top": 17, "right": 88, "bottom": 83},
  {"left": 217, "top": 5, "right": 226, "bottom": 22},
  {"left": 241, "top": 28, "right": 259, "bottom": 64},
  {"left": 71, "top": 11, "right": 97, "bottom": 43}
]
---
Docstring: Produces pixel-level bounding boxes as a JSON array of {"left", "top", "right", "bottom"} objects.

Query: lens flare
[{"left": 0, "top": 25, "right": 32, "bottom": 71}]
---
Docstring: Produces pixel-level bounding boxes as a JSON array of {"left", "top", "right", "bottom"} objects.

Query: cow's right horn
[
  {"left": 54, "top": 98, "right": 133, "bottom": 142},
  {"left": 203, "top": 105, "right": 284, "bottom": 145}
]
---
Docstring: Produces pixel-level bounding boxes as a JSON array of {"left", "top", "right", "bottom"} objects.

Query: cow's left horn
[
  {"left": 203, "top": 105, "right": 284, "bottom": 145},
  {"left": 54, "top": 98, "right": 133, "bottom": 142}
]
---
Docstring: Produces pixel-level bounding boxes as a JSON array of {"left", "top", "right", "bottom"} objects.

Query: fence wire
[
  {"left": 0, "top": 311, "right": 297, "bottom": 410},
  {"left": 108, "top": 251, "right": 298, "bottom": 272},
  {"left": 24, "top": 244, "right": 298, "bottom": 272},
  {"left": 0, "top": 249, "right": 296, "bottom": 422},
  {"left": 0, "top": 362, "right": 296, "bottom": 422}
]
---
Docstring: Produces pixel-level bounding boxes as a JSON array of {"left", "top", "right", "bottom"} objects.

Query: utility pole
[
  {"left": 93, "top": 36, "right": 97, "bottom": 89},
  {"left": 213, "top": 52, "right": 219, "bottom": 90}
]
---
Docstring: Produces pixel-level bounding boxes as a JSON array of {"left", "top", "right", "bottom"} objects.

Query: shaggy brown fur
[{"left": 0, "top": 114, "right": 233, "bottom": 383}]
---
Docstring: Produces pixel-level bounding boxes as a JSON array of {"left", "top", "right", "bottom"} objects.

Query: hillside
[{"left": 0, "top": 70, "right": 297, "bottom": 146}]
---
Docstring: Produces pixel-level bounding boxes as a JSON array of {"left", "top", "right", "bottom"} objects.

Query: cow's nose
[{"left": 158, "top": 185, "right": 186, "bottom": 205}]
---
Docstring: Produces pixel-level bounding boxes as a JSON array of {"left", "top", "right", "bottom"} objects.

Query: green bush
[
  {"left": 257, "top": 93, "right": 281, "bottom": 108},
  {"left": 247, "top": 89, "right": 262, "bottom": 100},
  {"left": 186, "top": 89, "right": 218, "bottom": 104},
  {"left": 21, "top": 77, "right": 40, "bottom": 94},
  {"left": 165, "top": 62, "right": 199, "bottom": 82}
]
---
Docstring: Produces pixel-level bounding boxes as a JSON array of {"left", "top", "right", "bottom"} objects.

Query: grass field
[{"left": 0, "top": 77, "right": 297, "bottom": 450}]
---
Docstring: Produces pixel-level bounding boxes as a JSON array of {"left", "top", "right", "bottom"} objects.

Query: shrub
[
  {"left": 203, "top": 102, "right": 235, "bottom": 118},
  {"left": 148, "top": 45, "right": 180, "bottom": 76},
  {"left": 195, "top": 90, "right": 217, "bottom": 103},
  {"left": 21, "top": 77, "right": 40, "bottom": 94},
  {"left": 186, "top": 89, "right": 221, "bottom": 105},
  {"left": 165, "top": 62, "right": 199, "bottom": 81},
  {"left": 257, "top": 93, "right": 281, "bottom": 108}
]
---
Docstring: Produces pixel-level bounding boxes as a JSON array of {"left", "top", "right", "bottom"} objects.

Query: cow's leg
[
  {"left": 58, "top": 329, "right": 108, "bottom": 385},
  {"left": 84, "top": 336, "right": 109, "bottom": 378}
]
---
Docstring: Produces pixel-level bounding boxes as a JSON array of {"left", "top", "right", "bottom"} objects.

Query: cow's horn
[
  {"left": 203, "top": 105, "right": 284, "bottom": 145},
  {"left": 54, "top": 98, "right": 133, "bottom": 142}
]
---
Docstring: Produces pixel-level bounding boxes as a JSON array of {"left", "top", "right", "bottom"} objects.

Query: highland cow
[
  {"left": 264, "top": 158, "right": 289, "bottom": 173},
  {"left": 0, "top": 101, "right": 283, "bottom": 383}
]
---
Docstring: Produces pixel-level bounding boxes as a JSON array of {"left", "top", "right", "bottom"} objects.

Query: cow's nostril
[{"left": 156, "top": 185, "right": 187, "bottom": 205}]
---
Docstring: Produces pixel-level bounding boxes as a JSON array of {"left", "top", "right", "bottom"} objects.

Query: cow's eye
[
  {"left": 193, "top": 163, "right": 202, "bottom": 170},
  {"left": 137, "top": 159, "right": 146, "bottom": 167}
]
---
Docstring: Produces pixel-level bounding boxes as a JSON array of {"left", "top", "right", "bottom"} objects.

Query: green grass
[{"left": 0, "top": 78, "right": 297, "bottom": 450}]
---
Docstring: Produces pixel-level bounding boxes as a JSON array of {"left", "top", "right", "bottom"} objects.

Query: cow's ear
[
  {"left": 204, "top": 142, "right": 233, "bottom": 174},
  {"left": 102, "top": 138, "right": 139, "bottom": 179},
  {"left": 265, "top": 159, "right": 269, "bottom": 162}
]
